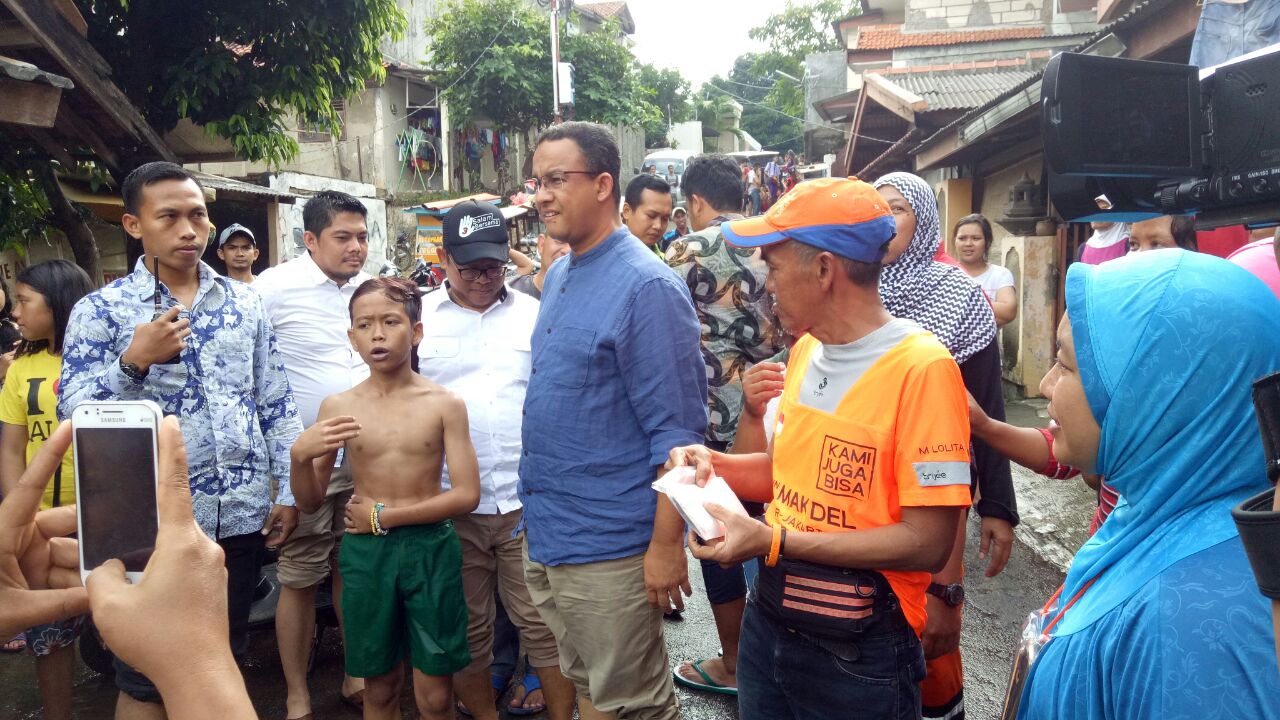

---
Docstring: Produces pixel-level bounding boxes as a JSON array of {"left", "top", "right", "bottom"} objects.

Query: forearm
[
  {"left": 379, "top": 487, "right": 479, "bottom": 529},
  {"left": 288, "top": 458, "right": 325, "bottom": 514},
  {"left": 784, "top": 508, "right": 964, "bottom": 573},
  {"left": 730, "top": 412, "right": 769, "bottom": 455},
  {"left": 972, "top": 421, "right": 1051, "bottom": 473},
  {"left": 710, "top": 451, "right": 774, "bottom": 503},
  {"left": 931, "top": 509, "right": 967, "bottom": 584},
  {"left": 155, "top": 659, "right": 256, "bottom": 720},
  {"left": 0, "top": 443, "right": 25, "bottom": 497},
  {"left": 650, "top": 490, "right": 686, "bottom": 547}
]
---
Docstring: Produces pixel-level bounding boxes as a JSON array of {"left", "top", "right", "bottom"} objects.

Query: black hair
[
  {"left": 349, "top": 277, "right": 422, "bottom": 372},
  {"left": 682, "top": 154, "right": 744, "bottom": 212},
  {"left": 14, "top": 260, "right": 95, "bottom": 357},
  {"left": 303, "top": 190, "right": 367, "bottom": 238},
  {"left": 792, "top": 240, "right": 883, "bottom": 288},
  {"left": 121, "top": 162, "right": 205, "bottom": 216},
  {"left": 1171, "top": 215, "right": 1198, "bottom": 251},
  {"left": 953, "top": 213, "right": 995, "bottom": 253},
  {"left": 624, "top": 173, "right": 671, "bottom": 209},
  {"left": 535, "top": 122, "right": 623, "bottom": 203}
]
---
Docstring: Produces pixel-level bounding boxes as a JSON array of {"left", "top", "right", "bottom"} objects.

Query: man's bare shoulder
[{"left": 409, "top": 375, "right": 467, "bottom": 413}]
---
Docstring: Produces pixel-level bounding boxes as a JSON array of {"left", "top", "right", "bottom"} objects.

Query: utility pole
[{"left": 551, "top": 0, "right": 562, "bottom": 123}]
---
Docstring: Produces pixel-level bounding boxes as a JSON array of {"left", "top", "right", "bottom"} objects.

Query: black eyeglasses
[
  {"left": 457, "top": 265, "right": 508, "bottom": 282},
  {"left": 532, "top": 170, "right": 602, "bottom": 193}
]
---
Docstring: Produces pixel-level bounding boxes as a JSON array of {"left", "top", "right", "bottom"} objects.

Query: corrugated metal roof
[
  {"left": 892, "top": 71, "right": 1039, "bottom": 112},
  {"left": 188, "top": 170, "right": 302, "bottom": 202}
]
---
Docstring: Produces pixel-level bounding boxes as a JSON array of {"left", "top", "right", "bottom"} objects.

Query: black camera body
[{"left": 1041, "top": 47, "right": 1280, "bottom": 228}]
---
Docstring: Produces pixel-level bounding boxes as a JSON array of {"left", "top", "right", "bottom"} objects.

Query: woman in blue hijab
[{"left": 1019, "top": 249, "right": 1280, "bottom": 717}]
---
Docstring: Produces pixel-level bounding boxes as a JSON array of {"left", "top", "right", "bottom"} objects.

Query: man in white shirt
[
  {"left": 253, "top": 190, "right": 372, "bottom": 720},
  {"left": 418, "top": 200, "right": 574, "bottom": 720}
]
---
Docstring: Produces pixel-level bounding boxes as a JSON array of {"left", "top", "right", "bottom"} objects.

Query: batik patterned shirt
[
  {"left": 666, "top": 217, "right": 786, "bottom": 444},
  {"left": 59, "top": 258, "right": 301, "bottom": 539}
]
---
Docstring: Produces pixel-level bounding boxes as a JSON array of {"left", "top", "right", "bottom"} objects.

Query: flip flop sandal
[
  {"left": 508, "top": 668, "right": 547, "bottom": 716},
  {"left": 672, "top": 659, "right": 738, "bottom": 697},
  {"left": 1, "top": 633, "right": 26, "bottom": 654},
  {"left": 340, "top": 689, "right": 364, "bottom": 714}
]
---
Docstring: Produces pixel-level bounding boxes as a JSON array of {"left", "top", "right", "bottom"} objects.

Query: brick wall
[{"left": 906, "top": 0, "right": 1047, "bottom": 30}]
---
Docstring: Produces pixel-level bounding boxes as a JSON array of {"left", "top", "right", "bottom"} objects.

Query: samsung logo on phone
[{"left": 100, "top": 417, "right": 129, "bottom": 423}]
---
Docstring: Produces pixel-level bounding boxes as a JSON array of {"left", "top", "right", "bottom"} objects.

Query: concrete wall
[
  {"left": 268, "top": 173, "right": 389, "bottom": 273},
  {"left": 803, "top": 51, "right": 852, "bottom": 126},
  {"left": 977, "top": 155, "right": 1054, "bottom": 396}
]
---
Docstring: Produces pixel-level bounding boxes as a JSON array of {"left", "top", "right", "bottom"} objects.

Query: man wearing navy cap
[
  {"left": 421, "top": 200, "right": 576, "bottom": 720},
  {"left": 217, "top": 223, "right": 259, "bottom": 284}
]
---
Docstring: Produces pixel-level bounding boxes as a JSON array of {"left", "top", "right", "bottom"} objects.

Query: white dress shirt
[
  {"left": 254, "top": 252, "right": 372, "bottom": 427},
  {"left": 418, "top": 284, "right": 537, "bottom": 514}
]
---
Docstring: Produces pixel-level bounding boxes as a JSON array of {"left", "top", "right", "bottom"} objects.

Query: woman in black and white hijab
[{"left": 874, "top": 171, "right": 1017, "bottom": 720}]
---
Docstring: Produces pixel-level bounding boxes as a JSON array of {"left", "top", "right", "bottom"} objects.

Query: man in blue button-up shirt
[
  {"left": 520, "top": 122, "right": 707, "bottom": 720},
  {"left": 58, "top": 162, "right": 302, "bottom": 719}
]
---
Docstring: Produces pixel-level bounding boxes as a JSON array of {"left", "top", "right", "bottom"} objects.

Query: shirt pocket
[{"left": 540, "top": 327, "right": 595, "bottom": 389}]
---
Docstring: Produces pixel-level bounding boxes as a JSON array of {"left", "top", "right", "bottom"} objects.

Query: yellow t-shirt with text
[{"left": 0, "top": 349, "right": 75, "bottom": 509}]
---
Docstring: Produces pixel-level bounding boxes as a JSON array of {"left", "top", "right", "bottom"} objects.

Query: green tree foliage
[
  {"left": 426, "top": 0, "right": 550, "bottom": 140},
  {"left": 84, "top": 0, "right": 406, "bottom": 165},
  {"left": 710, "top": 0, "right": 859, "bottom": 152},
  {"left": 562, "top": 19, "right": 659, "bottom": 129},
  {"left": 704, "top": 55, "right": 801, "bottom": 154},
  {"left": 637, "top": 63, "right": 694, "bottom": 148},
  {"left": 748, "top": 0, "right": 857, "bottom": 58}
]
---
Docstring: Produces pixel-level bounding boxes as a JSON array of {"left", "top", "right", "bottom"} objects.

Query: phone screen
[{"left": 77, "top": 426, "right": 159, "bottom": 572}]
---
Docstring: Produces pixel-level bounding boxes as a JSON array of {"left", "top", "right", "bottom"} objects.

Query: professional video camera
[{"left": 1041, "top": 44, "right": 1280, "bottom": 229}]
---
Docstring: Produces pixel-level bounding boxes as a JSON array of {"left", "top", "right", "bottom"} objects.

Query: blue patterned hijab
[{"left": 1054, "top": 249, "right": 1280, "bottom": 635}]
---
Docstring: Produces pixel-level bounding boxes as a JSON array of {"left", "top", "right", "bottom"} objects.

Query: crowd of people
[{"left": 2, "top": 119, "right": 1280, "bottom": 720}]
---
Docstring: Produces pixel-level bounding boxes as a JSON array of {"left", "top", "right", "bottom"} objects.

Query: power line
[
  {"left": 703, "top": 83, "right": 896, "bottom": 146},
  {"left": 292, "top": 11, "right": 518, "bottom": 160}
]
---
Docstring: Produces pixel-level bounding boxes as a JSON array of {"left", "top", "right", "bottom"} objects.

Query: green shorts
[{"left": 338, "top": 520, "right": 470, "bottom": 678}]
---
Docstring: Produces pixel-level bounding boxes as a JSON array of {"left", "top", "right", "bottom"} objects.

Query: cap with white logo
[{"left": 442, "top": 200, "right": 509, "bottom": 265}]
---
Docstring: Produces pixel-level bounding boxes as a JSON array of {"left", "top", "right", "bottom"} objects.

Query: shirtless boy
[{"left": 290, "top": 277, "right": 481, "bottom": 720}]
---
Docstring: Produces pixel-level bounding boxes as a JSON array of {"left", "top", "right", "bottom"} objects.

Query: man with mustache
[{"left": 254, "top": 190, "right": 375, "bottom": 720}]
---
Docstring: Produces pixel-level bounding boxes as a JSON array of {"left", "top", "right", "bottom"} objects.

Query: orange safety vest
[{"left": 768, "top": 331, "right": 972, "bottom": 636}]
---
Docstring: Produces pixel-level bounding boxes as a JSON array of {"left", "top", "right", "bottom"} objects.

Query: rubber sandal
[
  {"left": 672, "top": 659, "right": 738, "bottom": 696},
  {"left": 340, "top": 689, "right": 364, "bottom": 714},
  {"left": 508, "top": 668, "right": 546, "bottom": 716},
  {"left": 1, "top": 633, "right": 25, "bottom": 654}
]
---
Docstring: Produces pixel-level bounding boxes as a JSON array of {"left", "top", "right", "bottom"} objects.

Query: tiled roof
[
  {"left": 854, "top": 24, "right": 1046, "bottom": 50},
  {"left": 892, "top": 70, "right": 1039, "bottom": 112},
  {"left": 579, "top": 1, "right": 627, "bottom": 18}
]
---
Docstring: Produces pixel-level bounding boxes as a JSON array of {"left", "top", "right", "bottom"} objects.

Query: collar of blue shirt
[{"left": 568, "top": 226, "right": 630, "bottom": 270}]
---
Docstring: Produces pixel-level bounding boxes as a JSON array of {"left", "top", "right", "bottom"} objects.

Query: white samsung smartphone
[{"left": 73, "top": 400, "right": 162, "bottom": 583}]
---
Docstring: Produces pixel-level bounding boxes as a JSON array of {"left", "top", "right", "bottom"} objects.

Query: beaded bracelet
[{"left": 371, "top": 502, "right": 389, "bottom": 536}]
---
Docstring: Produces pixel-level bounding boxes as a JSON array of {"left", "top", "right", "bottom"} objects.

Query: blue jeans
[{"left": 737, "top": 600, "right": 926, "bottom": 720}]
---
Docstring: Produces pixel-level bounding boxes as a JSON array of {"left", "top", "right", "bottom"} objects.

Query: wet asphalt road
[
  {"left": 2, "top": 399, "right": 1087, "bottom": 719},
  {"left": 0, "top": 514, "right": 1071, "bottom": 720}
]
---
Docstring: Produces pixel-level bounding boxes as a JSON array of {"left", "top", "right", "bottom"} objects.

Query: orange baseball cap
[{"left": 721, "top": 177, "right": 896, "bottom": 263}]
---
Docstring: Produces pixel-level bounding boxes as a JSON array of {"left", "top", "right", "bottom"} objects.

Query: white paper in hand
[{"left": 652, "top": 466, "right": 750, "bottom": 540}]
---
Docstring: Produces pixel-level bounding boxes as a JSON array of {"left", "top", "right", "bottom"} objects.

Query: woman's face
[
  {"left": 12, "top": 282, "right": 54, "bottom": 343},
  {"left": 877, "top": 185, "right": 916, "bottom": 265},
  {"left": 954, "top": 222, "right": 987, "bottom": 265},
  {"left": 1040, "top": 315, "right": 1101, "bottom": 472}
]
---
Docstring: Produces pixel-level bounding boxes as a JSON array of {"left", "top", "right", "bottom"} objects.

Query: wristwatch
[
  {"left": 119, "top": 357, "right": 148, "bottom": 383},
  {"left": 926, "top": 582, "right": 965, "bottom": 607}
]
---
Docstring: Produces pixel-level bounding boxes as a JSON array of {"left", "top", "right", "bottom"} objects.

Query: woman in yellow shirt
[{"left": 0, "top": 259, "right": 94, "bottom": 720}]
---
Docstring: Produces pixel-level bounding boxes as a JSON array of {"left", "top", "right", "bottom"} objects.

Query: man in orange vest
[{"left": 667, "top": 177, "right": 972, "bottom": 720}]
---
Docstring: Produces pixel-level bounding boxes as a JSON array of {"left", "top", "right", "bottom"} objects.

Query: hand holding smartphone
[{"left": 73, "top": 401, "right": 162, "bottom": 583}]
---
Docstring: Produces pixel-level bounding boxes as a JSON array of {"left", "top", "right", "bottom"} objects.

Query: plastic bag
[
  {"left": 999, "top": 608, "right": 1053, "bottom": 720},
  {"left": 652, "top": 466, "right": 749, "bottom": 541}
]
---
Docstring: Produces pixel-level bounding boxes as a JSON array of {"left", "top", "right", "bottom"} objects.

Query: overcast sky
[{"left": 626, "top": 0, "right": 764, "bottom": 88}]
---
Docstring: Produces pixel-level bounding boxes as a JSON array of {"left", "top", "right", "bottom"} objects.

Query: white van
[{"left": 641, "top": 149, "right": 698, "bottom": 207}]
